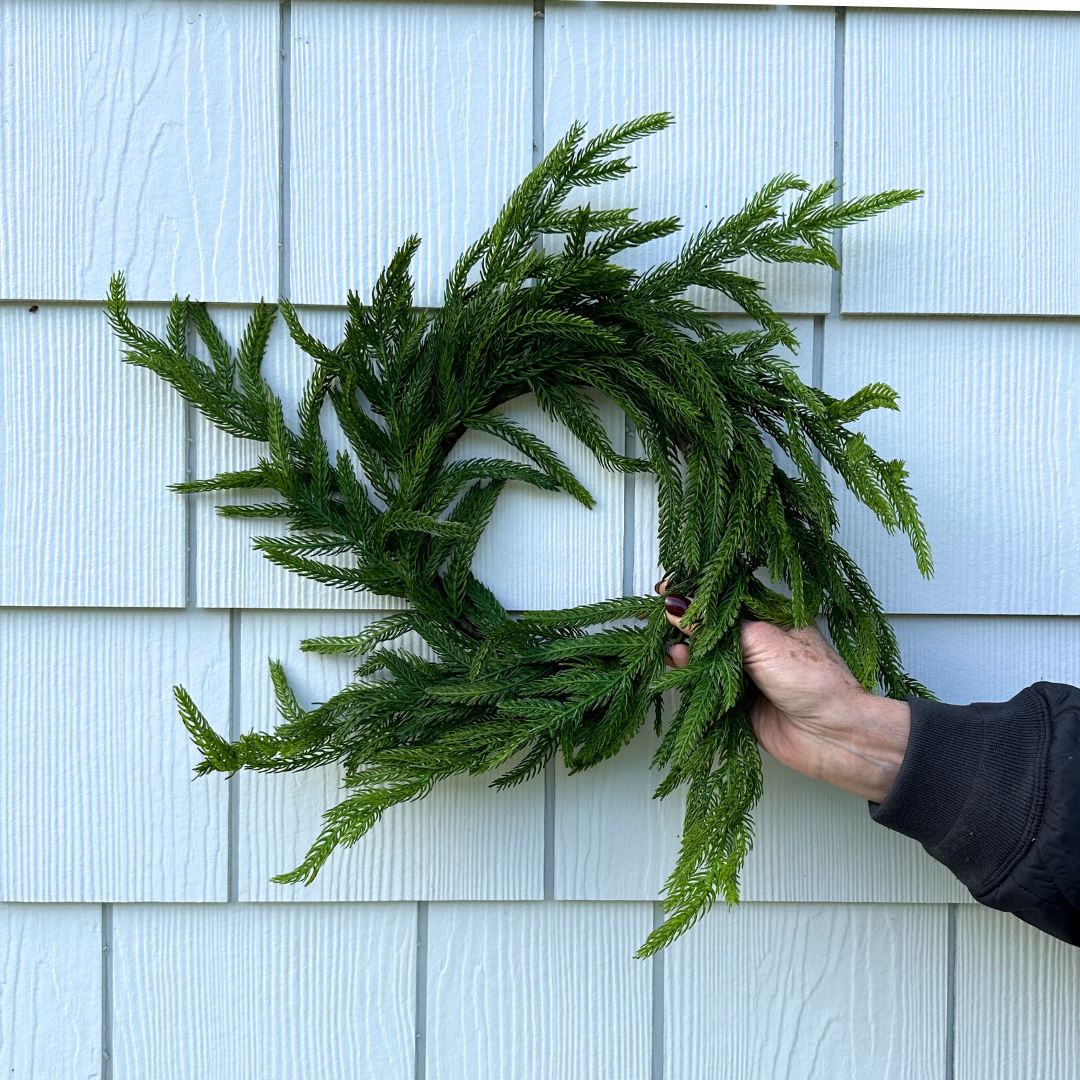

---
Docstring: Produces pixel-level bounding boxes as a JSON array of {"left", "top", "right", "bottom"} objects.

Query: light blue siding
[
  {"left": 0, "top": 0, "right": 279, "bottom": 302},
  {"left": 0, "top": 904, "right": 101, "bottom": 1078},
  {"left": 823, "top": 318, "right": 1080, "bottom": 614},
  {"left": 955, "top": 906, "right": 1080, "bottom": 1080},
  {"left": 844, "top": 11, "right": 1080, "bottom": 314},
  {"left": 289, "top": 1, "right": 533, "bottom": 307},
  {"left": 0, "top": 609, "right": 230, "bottom": 902},
  {"left": 110, "top": 903, "right": 416, "bottom": 1080},
  {"left": 0, "top": 305, "right": 186, "bottom": 606},
  {"left": 425, "top": 902, "right": 653, "bottom": 1080},
  {"left": 546, "top": 2, "right": 835, "bottom": 313},
  {"left": 665, "top": 903, "right": 949, "bottom": 1080},
  {"left": 1, "top": 3, "right": 1076, "bottom": 1078}
]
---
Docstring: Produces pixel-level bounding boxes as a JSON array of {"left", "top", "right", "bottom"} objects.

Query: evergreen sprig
[{"left": 104, "top": 112, "right": 933, "bottom": 958}]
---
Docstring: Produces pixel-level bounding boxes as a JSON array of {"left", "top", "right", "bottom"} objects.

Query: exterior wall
[{"left": 1, "top": 2, "right": 1078, "bottom": 1077}]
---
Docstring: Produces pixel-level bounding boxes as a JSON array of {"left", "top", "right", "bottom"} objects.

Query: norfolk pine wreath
[{"left": 104, "top": 113, "right": 935, "bottom": 957}]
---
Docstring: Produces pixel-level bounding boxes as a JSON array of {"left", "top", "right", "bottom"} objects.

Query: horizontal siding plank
[
  {"left": 111, "top": 903, "right": 415, "bottom": 1080},
  {"left": 546, "top": 3, "right": 834, "bottom": 314},
  {"left": 955, "top": 906, "right": 1080, "bottom": 1080},
  {"left": 823, "top": 318, "right": 1080, "bottom": 614},
  {"left": 236, "top": 611, "right": 545, "bottom": 900},
  {"left": 665, "top": 902, "right": 948, "bottom": 1080},
  {"left": 426, "top": 901, "right": 652, "bottom": 1080},
  {"left": 632, "top": 317, "right": 814, "bottom": 595},
  {"left": 0, "top": 609, "right": 229, "bottom": 901},
  {"left": 844, "top": 11, "right": 1080, "bottom": 314},
  {"left": 557, "top": 615, "right": 1078, "bottom": 902},
  {"left": 192, "top": 305, "right": 625, "bottom": 610},
  {"left": 0, "top": 0, "right": 278, "bottom": 303},
  {"left": 289, "top": 1, "right": 532, "bottom": 307},
  {"left": 0, "top": 904, "right": 101, "bottom": 1078},
  {"left": 1, "top": 304, "right": 186, "bottom": 606}
]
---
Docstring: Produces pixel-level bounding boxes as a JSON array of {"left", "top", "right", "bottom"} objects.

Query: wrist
[{"left": 817, "top": 691, "right": 912, "bottom": 803}]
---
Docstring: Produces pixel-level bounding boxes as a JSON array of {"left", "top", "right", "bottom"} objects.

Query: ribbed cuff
[{"left": 867, "top": 685, "right": 1050, "bottom": 898}]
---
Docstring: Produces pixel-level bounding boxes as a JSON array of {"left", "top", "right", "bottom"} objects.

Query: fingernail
[
  {"left": 653, "top": 579, "right": 666, "bottom": 593},
  {"left": 664, "top": 594, "right": 690, "bottom": 617}
]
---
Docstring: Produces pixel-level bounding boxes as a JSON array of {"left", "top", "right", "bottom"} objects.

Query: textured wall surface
[{"left": 1, "top": 2, "right": 1078, "bottom": 1078}]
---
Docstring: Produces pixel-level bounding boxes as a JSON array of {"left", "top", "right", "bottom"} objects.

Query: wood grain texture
[
  {"left": 0, "top": 303, "right": 186, "bottom": 606},
  {"left": 289, "top": 1, "right": 532, "bottom": 308},
  {"left": 955, "top": 906, "right": 1080, "bottom": 1080},
  {"left": 545, "top": 3, "right": 834, "bottom": 314},
  {"left": 425, "top": 902, "right": 652, "bottom": 1080},
  {"left": 0, "top": 609, "right": 229, "bottom": 901},
  {"left": 632, "top": 317, "right": 814, "bottom": 595},
  {"left": 557, "top": 615, "right": 1079, "bottom": 903},
  {"left": 822, "top": 317, "right": 1080, "bottom": 614},
  {"left": 0, "top": 0, "right": 278, "bottom": 303},
  {"left": 553, "top": 720, "right": 681, "bottom": 901},
  {"left": 110, "top": 902, "right": 415, "bottom": 1080},
  {"left": 192, "top": 304, "right": 625, "bottom": 609},
  {"left": 665, "top": 902, "right": 948, "bottom": 1080},
  {"left": 844, "top": 11, "right": 1080, "bottom": 314},
  {"left": 0, "top": 904, "right": 101, "bottom": 1079},
  {"left": 235, "top": 611, "right": 545, "bottom": 900}
]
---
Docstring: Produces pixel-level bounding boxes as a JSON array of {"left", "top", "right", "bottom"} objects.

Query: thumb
[{"left": 738, "top": 618, "right": 789, "bottom": 693}]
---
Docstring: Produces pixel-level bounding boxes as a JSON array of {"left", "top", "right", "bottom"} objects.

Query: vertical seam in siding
[
  {"left": 946, "top": 903, "right": 957, "bottom": 1080},
  {"left": 415, "top": 901, "right": 429, "bottom": 1080},
  {"left": 623, "top": 423, "right": 637, "bottom": 599},
  {"left": 184, "top": 406, "right": 195, "bottom": 608},
  {"left": 279, "top": 0, "right": 291, "bottom": 303},
  {"left": 228, "top": 609, "right": 240, "bottom": 903},
  {"left": 811, "top": 315, "right": 825, "bottom": 456},
  {"left": 651, "top": 902, "right": 665, "bottom": 1080},
  {"left": 533, "top": 0, "right": 545, "bottom": 166},
  {"left": 832, "top": 7, "right": 845, "bottom": 319},
  {"left": 534, "top": 0, "right": 556, "bottom": 904},
  {"left": 543, "top": 759, "right": 555, "bottom": 898},
  {"left": 184, "top": 298, "right": 196, "bottom": 608},
  {"left": 101, "top": 903, "right": 113, "bottom": 1080}
]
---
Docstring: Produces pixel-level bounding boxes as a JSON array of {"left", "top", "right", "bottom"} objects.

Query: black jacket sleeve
[{"left": 867, "top": 681, "right": 1080, "bottom": 947}]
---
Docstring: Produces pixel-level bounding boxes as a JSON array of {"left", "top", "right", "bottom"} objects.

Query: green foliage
[{"left": 104, "top": 111, "right": 934, "bottom": 958}]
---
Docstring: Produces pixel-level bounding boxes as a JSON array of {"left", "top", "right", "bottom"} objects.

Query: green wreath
[{"left": 104, "top": 113, "right": 933, "bottom": 957}]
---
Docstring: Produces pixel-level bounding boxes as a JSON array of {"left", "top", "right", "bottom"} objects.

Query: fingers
[
  {"left": 664, "top": 641, "right": 690, "bottom": 669},
  {"left": 656, "top": 577, "right": 693, "bottom": 667},
  {"left": 654, "top": 577, "right": 699, "bottom": 635},
  {"left": 655, "top": 574, "right": 848, "bottom": 685}
]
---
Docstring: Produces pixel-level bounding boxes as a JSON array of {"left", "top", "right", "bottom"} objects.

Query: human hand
[{"left": 656, "top": 580, "right": 911, "bottom": 804}]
